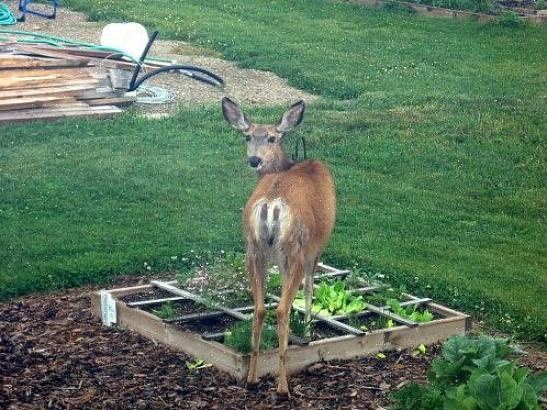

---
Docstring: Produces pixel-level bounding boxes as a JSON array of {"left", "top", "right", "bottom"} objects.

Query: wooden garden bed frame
[
  {"left": 347, "top": 0, "right": 547, "bottom": 24},
  {"left": 90, "top": 263, "right": 471, "bottom": 380}
]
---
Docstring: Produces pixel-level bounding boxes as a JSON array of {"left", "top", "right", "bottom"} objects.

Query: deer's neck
[{"left": 258, "top": 152, "right": 294, "bottom": 178}]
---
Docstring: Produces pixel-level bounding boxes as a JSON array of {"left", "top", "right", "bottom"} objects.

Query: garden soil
[{"left": 1, "top": 274, "right": 545, "bottom": 410}]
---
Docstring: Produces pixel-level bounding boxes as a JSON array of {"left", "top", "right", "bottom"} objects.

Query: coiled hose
[{"left": 0, "top": 3, "right": 16, "bottom": 25}]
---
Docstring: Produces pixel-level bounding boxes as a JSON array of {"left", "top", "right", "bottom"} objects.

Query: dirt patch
[{"left": 3, "top": 1, "right": 318, "bottom": 115}]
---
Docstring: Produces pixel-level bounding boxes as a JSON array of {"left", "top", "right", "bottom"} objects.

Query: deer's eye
[
  {"left": 245, "top": 135, "right": 251, "bottom": 142},
  {"left": 268, "top": 136, "right": 276, "bottom": 143}
]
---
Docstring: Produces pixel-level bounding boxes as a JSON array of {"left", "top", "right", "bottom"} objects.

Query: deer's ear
[
  {"left": 222, "top": 97, "right": 250, "bottom": 131},
  {"left": 276, "top": 100, "right": 305, "bottom": 133}
]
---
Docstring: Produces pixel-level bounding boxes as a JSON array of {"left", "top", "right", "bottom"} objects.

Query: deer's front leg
[{"left": 246, "top": 249, "right": 266, "bottom": 385}]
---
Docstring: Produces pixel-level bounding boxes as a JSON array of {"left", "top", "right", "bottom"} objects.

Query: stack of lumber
[{"left": 0, "top": 42, "right": 143, "bottom": 124}]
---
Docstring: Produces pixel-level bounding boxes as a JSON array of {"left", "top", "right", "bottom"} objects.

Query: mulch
[{"left": 1, "top": 275, "right": 544, "bottom": 410}]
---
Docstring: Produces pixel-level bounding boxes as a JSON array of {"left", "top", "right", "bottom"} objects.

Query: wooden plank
[
  {"left": 316, "top": 262, "right": 350, "bottom": 275},
  {"left": 31, "top": 45, "right": 126, "bottom": 60},
  {"left": 0, "top": 55, "right": 89, "bottom": 69},
  {"left": 127, "top": 296, "right": 185, "bottom": 307},
  {"left": 365, "top": 303, "right": 418, "bottom": 326},
  {"left": 386, "top": 316, "right": 468, "bottom": 349},
  {"left": 0, "top": 96, "right": 77, "bottom": 111},
  {"left": 104, "top": 280, "right": 177, "bottom": 298},
  {"left": 0, "top": 105, "right": 121, "bottom": 124},
  {"left": 78, "top": 87, "right": 122, "bottom": 100},
  {"left": 151, "top": 280, "right": 251, "bottom": 321},
  {"left": 164, "top": 302, "right": 278, "bottom": 324},
  {"left": 12, "top": 44, "right": 90, "bottom": 64},
  {"left": 0, "top": 77, "right": 99, "bottom": 92},
  {"left": 255, "top": 332, "right": 387, "bottom": 378},
  {"left": 0, "top": 67, "right": 98, "bottom": 78},
  {"left": 0, "top": 84, "right": 97, "bottom": 100},
  {"left": 31, "top": 45, "right": 175, "bottom": 69},
  {"left": 86, "top": 96, "right": 136, "bottom": 107}
]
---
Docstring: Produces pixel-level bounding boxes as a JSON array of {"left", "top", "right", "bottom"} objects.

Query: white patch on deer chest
[{"left": 250, "top": 198, "right": 291, "bottom": 246}]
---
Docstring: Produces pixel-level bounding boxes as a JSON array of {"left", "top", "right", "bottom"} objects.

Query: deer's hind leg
[
  {"left": 275, "top": 254, "right": 308, "bottom": 396},
  {"left": 246, "top": 246, "right": 267, "bottom": 385}
]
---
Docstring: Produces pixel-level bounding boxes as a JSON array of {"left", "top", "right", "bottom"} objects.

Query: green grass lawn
[{"left": 1, "top": 0, "right": 546, "bottom": 344}]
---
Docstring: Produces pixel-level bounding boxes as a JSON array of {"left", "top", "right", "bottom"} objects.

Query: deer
[{"left": 221, "top": 97, "right": 336, "bottom": 396}]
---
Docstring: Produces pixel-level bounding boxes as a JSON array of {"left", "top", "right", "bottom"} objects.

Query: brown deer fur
[{"left": 221, "top": 97, "right": 336, "bottom": 396}]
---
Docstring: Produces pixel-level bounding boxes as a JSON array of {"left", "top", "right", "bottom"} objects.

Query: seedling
[
  {"left": 289, "top": 310, "right": 313, "bottom": 338},
  {"left": 185, "top": 358, "right": 205, "bottom": 369},
  {"left": 151, "top": 300, "right": 176, "bottom": 319},
  {"left": 412, "top": 343, "right": 427, "bottom": 356}
]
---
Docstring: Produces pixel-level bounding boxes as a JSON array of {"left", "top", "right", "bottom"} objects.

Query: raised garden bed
[
  {"left": 346, "top": 0, "right": 547, "bottom": 24},
  {"left": 90, "top": 263, "right": 471, "bottom": 380}
]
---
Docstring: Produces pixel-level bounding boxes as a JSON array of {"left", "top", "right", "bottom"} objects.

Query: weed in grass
[{"left": 498, "top": 10, "right": 525, "bottom": 27}]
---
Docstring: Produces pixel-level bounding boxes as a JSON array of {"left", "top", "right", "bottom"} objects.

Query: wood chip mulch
[{"left": 1, "top": 276, "right": 543, "bottom": 410}]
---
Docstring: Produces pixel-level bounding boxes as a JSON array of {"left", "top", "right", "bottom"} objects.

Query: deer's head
[{"left": 222, "top": 97, "right": 305, "bottom": 175}]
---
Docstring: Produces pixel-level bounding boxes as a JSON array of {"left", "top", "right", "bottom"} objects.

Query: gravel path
[{"left": 3, "top": 1, "right": 318, "bottom": 114}]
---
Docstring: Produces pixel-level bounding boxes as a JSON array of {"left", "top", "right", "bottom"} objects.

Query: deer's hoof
[
  {"left": 275, "top": 389, "right": 291, "bottom": 400},
  {"left": 245, "top": 376, "right": 259, "bottom": 389}
]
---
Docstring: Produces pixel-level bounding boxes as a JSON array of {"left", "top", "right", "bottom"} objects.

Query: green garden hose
[
  {"left": 0, "top": 29, "right": 171, "bottom": 65},
  {"left": 0, "top": 3, "right": 17, "bottom": 25}
]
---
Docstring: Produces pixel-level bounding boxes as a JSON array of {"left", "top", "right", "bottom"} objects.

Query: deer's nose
[{"left": 249, "top": 156, "right": 262, "bottom": 168}]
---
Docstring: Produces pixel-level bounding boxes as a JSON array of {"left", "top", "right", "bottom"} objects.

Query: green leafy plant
[
  {"left": 390, "top": 334, "right": 547, "bottom": 410},
  {"left": 413, "top": 343, "right": 428, "bottom": 356},
  {"left": 387, "top": 299, "right": 434, "bottom": 323},
  {"left": 266, "top": 268, "right": 282, "bottom": 294},
  {"left": 536, "top": 0, "right": 547, "bottom": 10},
  {"left": 294, "top": 280, "right": 365, "bottom": 316},
  {"left": 289, "top": 310, "right": 313, "bottom": 338},
  {"left": 151, "top": 300, "right": 176, "bottom": 319},
  {"left": 224, "top": 318, "right": 278, "bottom": 353},
  {"left": 347, "top": 313, "right": 395, "bottom": 331},
  {"left": 185, "top": 358, "right": 205, "bottom": 369}
]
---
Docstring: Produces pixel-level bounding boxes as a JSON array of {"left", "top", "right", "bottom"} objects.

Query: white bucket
[{"left": 100, "top": 22, "right": 149, "bottom": 61}]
